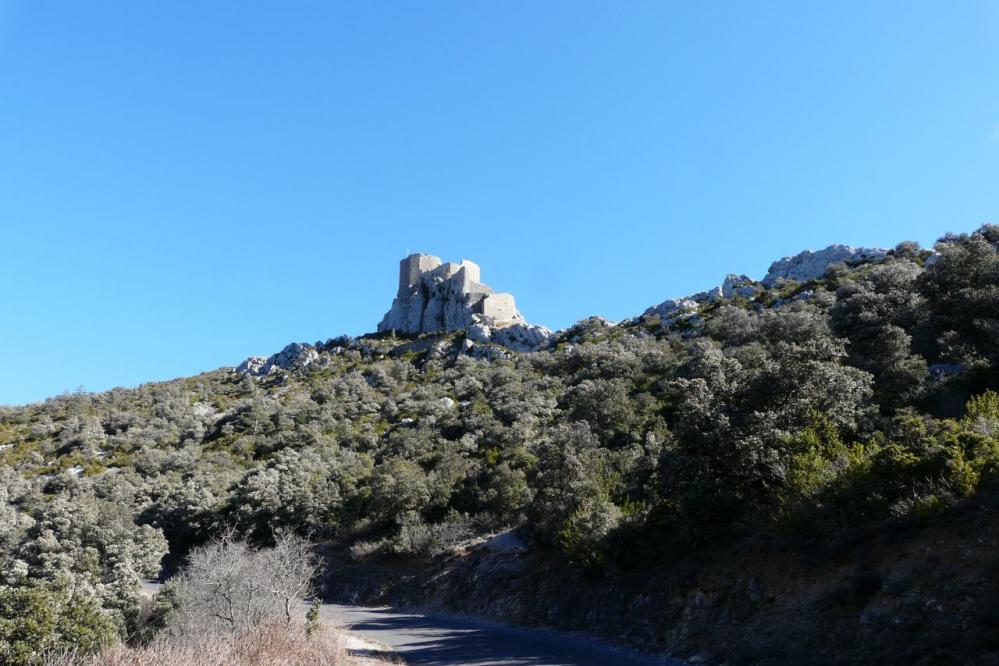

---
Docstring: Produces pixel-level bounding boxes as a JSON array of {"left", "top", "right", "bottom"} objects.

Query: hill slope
[{"left": 1, "top": 224, "right": 998, "bottom": 664}]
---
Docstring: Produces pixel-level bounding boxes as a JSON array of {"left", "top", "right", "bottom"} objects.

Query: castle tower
[{"left": 399, "top": 254, "right": 442, "bottom": 292}]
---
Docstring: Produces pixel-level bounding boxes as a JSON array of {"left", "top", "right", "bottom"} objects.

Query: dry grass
[{"left": 46, "top": 621, "right": 357, "bottom": 666}]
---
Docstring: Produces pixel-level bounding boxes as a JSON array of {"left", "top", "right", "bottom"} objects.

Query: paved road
[
  {"left": 142, "top": 582, "right": 677, "bottom": 665},
  {"left": 322, "top": 603, "right": 677, "bottom": 666}
]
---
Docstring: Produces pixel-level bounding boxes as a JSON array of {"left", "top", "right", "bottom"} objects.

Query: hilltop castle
[{"left": 378, "top": 253, "right": 527, "bottom": 334}]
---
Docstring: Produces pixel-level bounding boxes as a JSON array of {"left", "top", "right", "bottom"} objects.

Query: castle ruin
[{"left": 378, "top": 253, "right": 529, "bottom": 335}]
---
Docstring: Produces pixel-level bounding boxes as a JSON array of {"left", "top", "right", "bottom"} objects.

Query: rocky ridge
[
  {"left": 762, "top": 244, "right": 888, "bottom": 285},
  {"left": 237, "top": 242, "right": 892, "bottom": 374},
  {"left": 643, "top": 243, "right": 889, "bottom": 328}
]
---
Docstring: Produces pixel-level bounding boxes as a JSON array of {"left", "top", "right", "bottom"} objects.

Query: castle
[{"left": 378, "top": 253, "right": 526, "bottom": 335}]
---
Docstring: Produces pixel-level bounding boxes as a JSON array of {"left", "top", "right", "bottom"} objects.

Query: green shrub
[{"left": 0, "top": 584, "right": 117, "bottom": 665}]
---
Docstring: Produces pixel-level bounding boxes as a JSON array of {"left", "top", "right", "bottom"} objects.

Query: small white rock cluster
[{"left": 237, "top": 342, "right": 319, "bottom": 377}]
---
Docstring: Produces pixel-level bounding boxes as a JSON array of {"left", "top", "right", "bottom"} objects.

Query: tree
[
  {"left": 919, "top": 225, "right": 999, "bottom": 380},
  {"left": 528, "top": 423, "right": 620, "bottom": 566},
  {"left": 831, "top": 259, "right": 928, "bottom": 411},
  {"left": 166, "top": 531, "right": 317, "bottom": 639}
]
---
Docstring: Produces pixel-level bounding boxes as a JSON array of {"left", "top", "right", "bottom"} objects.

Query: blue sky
[{"left": 2, "top": 2, "right": 998, "bottom": 405}]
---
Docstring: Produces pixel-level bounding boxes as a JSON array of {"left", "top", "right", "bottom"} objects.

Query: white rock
[
  {"left": 762, "top": 244, "right": 887, "bottom": 286},
  {"left": 466, "top": 322, "right": 492, "bottom": 343},
  {"left": 237, "top": 343, "right": 319, "bottom": 377},
  {"left": 644, "top": 298, "right": 699, "bottom": 319},
  {"left": 688, "top": 286, "right": 723, "bottom": 302},
  {"left": 489, "top": 323, "right": 553, "bottom": 352},
  {"left": 721, "top": 274, "right": 759, "bottom": 299},
  {"left": 236, "top": 356, "right": 268, "bottom": 375}
]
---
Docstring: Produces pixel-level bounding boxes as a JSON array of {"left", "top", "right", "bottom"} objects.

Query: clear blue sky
[{"left": 2, "top": 2, "right": 998, "bottom": 405}]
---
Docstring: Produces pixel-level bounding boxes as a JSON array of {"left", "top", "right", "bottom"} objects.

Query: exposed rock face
[
  {"left": 644, "top": 298, "right": 699, "bottom": 320},
  {"left": 237, "top": 342, "right": 319, "bottom": 377},
  {"left": 470, "top": 321, "right": 553, "bottom": 352},
  {"left": 762, "top": 245, "right": 887, "bottom": 286},
  {"left": 378, "top": 253, "right": 551, "bottom": 350},
  {"left": 642, "top": 244, "right": 886, "bottom": 326},
  {"left": 721, "top": 274, "right": 759, "bottom": 299}
]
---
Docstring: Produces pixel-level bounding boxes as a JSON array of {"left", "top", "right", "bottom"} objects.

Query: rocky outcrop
[
  {"left": 378, "top": 253, "right": 551, "bottom": 351},
  {"left": 469, "top": 321, "right": 552, "bottom": 353},
  {"left": 644, "top": 298, "right": 700, "bottom": 320},
  {"left": 642, "top": 243, "right": 886, "bottom": 327},
  {"left": 237, "top": 342, "right": 319, "bottom": 377},
  {"left": 762, "top": 245, "right": 887, "bottom": 286},
  {"left": 721, "top": 274, "right": 758, "bottom": 299}
]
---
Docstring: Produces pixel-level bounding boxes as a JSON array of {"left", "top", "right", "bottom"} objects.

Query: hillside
[{"left": 1, "top": 224, "right": 998, "bottom": 664}]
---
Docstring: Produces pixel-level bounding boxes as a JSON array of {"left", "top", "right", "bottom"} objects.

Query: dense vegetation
[{"left": 1, "top": 225, "right": 997, "bottom": 663}]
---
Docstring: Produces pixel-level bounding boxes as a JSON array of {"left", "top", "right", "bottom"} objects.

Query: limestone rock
[
  {"left": 466, "top": 321, "right": 492, "bottom": 344},
  {"left": 237, "top": 342, "right": 319, "bottom": 377},
  {"left": 762, "top": 245, "right": 887, "bottom": 286},
  {"left": 236, "top": 356, "right": 268, "bottom": 375},
  {"left": 721, "top": 274, "right": 759, "bottom": 299},
  {"left": 682, "top": 287, "right": 722, "bottom": 303},
  {"left": 644, "top": 298, "right": 699, "bottom": 320},
  {"left": 489, "top": 322, "right": 553, "bottom": 352},
  {"left": 644, "top": 274, "right": 761, "bottom": 326}
]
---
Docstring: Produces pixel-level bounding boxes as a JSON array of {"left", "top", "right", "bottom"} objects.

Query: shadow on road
[{"left": 331, "top": 605, "right": 677, "bottom": 666}]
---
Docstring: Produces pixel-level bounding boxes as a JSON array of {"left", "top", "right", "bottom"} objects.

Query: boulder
[
  {"left": 721, "top": 274, "right": 759, "bottom": 299},
  {"left": 644, "top": 298, "right": 699, "bottom": 320},
  {"left": 237, "top": 342, "right": 319, "bottom": 377},
  {"left": 490, "top": 322, "right": 553, "bottom": 352}
]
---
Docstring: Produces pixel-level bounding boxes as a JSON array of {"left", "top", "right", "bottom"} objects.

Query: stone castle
[
  {"left": 379, "top": 253, "right": 527, "bottom": 334},
  {"left": 378, "top": 253, "right": 551, "bottom": 350}
]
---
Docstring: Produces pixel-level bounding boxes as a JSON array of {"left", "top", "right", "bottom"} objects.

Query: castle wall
[
  {"left": 459, "top": 260, "right": 481, "bottom": 284},
  {"left": 479, "top": 293, "right": 518, "bottom": 323},
  {"left": 399, "top": 253, "right": 442, "bottom": 290},
  {"left": 433, "top": 262, "right": 462, "bottom": 280},
  {"left": 381, "top": 254, "right": 532, "bottom": 337}
]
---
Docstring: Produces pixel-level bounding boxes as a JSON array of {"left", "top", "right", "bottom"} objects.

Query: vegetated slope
[{"left": 1, "top": 225, "right": 998, "bottom": 664}]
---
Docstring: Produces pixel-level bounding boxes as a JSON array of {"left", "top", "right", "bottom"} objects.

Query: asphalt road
[
  {"left": 322, "top": 603, "right": 678, "bottom": 666},
  {"left": 141, "top": 582, "right": 678, "bottom": 665}
]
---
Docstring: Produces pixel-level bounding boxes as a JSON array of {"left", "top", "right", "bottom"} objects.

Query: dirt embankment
[{"left": 324, "top": 499, "right": 999, "bottom": 665}]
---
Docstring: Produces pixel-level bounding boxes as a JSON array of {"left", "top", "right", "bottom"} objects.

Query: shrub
[
  {"left": 0, "top": 584, "right": 117, "bottom": 665},
  {"left": 164, "top": 531, "right": 317, "bottom": 638},
  {"left": 45, "top": 621, "right": 351, "bottom": 666}
]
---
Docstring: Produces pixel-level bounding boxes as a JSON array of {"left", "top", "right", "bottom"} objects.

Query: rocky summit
[
  {"left": 762, "top": 244, "right": 887, "bottom": 285},
  {"left": 644, "top": 243, "right": 889, "bottom": 325},
  {"left": 378, "top": 253, "right": 552, "bottom": 351}
]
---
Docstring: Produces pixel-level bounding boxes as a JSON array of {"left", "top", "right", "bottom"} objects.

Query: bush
[
  {"left": 45, "top": 621, "right": 351, "bottom": 666},
  {"left": 165, "top": 531, "right": 317, "bottom": 638},
  {"left": 391, "top": 511, "right": 473, "bottom": 557},
  {"left": 0, "top": 584, "right": 117, "bottom": 665}
]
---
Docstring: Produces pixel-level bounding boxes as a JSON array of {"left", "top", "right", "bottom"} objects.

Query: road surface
[
  {"left": 322, "top": 603, "right": 677, "bottom": 666},
  {"left": 141, "top": 582, "right": 678, "bottom": 665}
]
